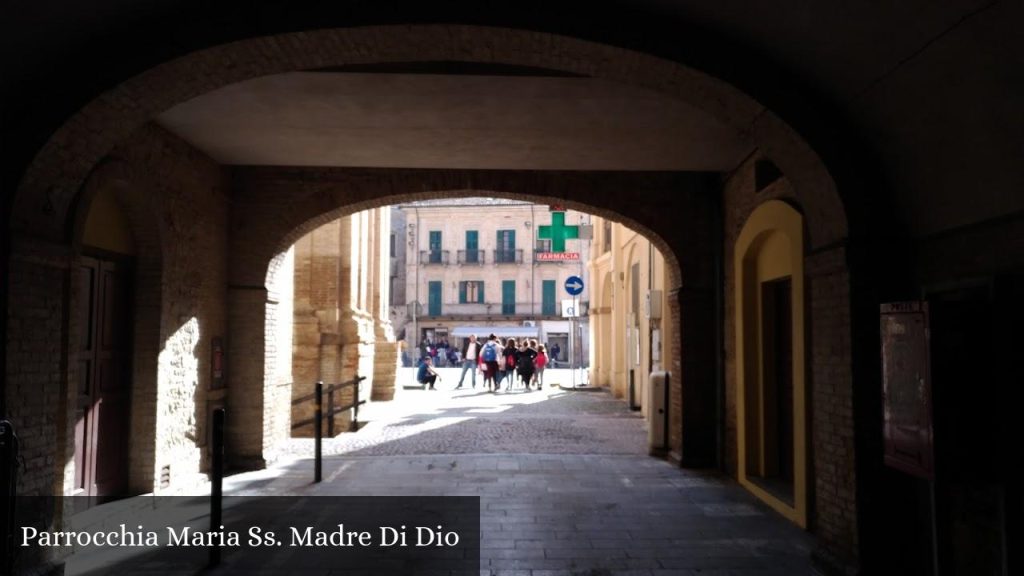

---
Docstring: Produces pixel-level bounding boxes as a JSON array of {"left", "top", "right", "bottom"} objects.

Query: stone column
[
  {"left": 666, "top": 185, "right": 719, "bottom": 468},
  {"left": 333, "top": 214, "right": 370, "bottom": 426},
  {"left": 372, "top": 208, "right": 398, "bottom": 401},
  {"left": 226, "top": 286, "right": 269, "bottom": 469}
]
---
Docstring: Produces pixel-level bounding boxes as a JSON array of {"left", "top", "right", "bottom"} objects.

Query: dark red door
[{"left": 75, "top": 256, "right": 131, "bottom": 500}]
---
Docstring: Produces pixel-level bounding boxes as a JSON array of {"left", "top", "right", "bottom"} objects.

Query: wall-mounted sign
[
  {"left": 561, "top": 300, "right": 579, "bottom": 318},
  {"left": 211, "top": 337, "right": 225, "bottom": 390},
  {"left": 537, "top": 252, "right": 580, "bottom": 261},
  {"left": 880, "top": 302, "right": 934, "bottom": 479}
]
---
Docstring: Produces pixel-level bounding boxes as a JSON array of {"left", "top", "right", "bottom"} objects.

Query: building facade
[
  {"left": 588, "top": 216, "right": 670, "bottom": 416},
  {"left": 395, "top": 200, "right": 591, "bottom": 364},
  {"left": 291, "top": 209, "right": 398, "bottom": 437}
]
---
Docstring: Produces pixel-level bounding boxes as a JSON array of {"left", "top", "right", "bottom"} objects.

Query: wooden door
[{"left": 75, "top": 256, "right": 131, "bottom": 500}]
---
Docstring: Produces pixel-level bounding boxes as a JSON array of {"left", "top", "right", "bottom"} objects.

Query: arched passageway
[
  {"left": 3, "top": 24, "right": 860, "bottom": 574},
  {"left": 243, "top": 176, "right": 708, "bottom": 465}
]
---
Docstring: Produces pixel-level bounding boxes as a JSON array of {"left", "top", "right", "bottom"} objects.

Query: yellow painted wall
[
  {"left": 82, "top": 185, "right": 136, "bottom": 255},
  {"left": 588, "top": 216, "right": 669, "bottom": 411},
  {"left": 734, "top": 200, "right": 808, "bottom": 528}
]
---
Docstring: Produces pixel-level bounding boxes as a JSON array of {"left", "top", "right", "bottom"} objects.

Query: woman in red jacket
[{"left": 533, "top": 343, "right": 548, "bottom": 390}]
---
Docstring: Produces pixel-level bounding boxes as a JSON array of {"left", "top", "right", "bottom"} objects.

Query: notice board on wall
[{"left": 880, "top": 302, "right": 934, "bottom": 479}]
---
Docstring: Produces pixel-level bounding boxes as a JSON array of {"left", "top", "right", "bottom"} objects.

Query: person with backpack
[
  {"left": 533, "top": 343, "right": 548, "bottom": 390},
  {"left": 479, "top": 334, "right": 501, "bottom": 392},
  {"left": 517, "top": 340, "right": 538, "bottom": 390},
  {"left": 501, "top": 338, "right": 519, "bottom": 391}
]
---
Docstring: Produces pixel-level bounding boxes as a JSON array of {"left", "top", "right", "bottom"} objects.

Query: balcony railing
[
  {"left": 493, "top": 249, "right": 523, "bottom": 264},
  {"left": 418, "top": 250, "right": 449, "bottom": 265},
  {"left": 457, "top": 250, "right": 485, "bottom": 265}
]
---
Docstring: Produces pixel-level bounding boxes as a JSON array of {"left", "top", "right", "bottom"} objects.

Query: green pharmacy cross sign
[{"left": 538, "top": 212, "right": 579, "bottom": 253}]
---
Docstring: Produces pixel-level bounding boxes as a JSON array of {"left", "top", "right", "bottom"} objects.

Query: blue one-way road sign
[{"left": 564, "top": 275, "right": 584, "bottom": 296}]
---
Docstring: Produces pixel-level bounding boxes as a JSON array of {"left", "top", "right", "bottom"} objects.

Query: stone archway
[
  {"left": 11, "top": 26, "right": 845, "bottom": 250},
  {"left": 233, "top": 172, "right": 708, "bottom": 466}
]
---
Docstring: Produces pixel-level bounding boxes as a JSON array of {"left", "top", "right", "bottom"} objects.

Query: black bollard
[
  {"left": 327, "top": 384, "right": 335, "bottom": 438},
  {"left": 209, "top": 409, "right": 225, "bottom": 568},
  {"left": 315, "top": 382, "right": 323, "bottom": 483}
]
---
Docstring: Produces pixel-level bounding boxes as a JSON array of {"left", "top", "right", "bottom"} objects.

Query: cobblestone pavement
[{"left": 281, "top": 368, "right": 645, "bottom": 459}]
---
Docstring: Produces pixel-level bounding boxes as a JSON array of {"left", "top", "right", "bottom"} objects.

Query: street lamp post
[{"left": 408, "top": 300, "right": 421, "bottom": 360}]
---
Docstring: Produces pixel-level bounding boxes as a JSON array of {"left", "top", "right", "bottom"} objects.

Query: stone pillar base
[{"left": 372, "top": 341, "right": 399, "bottom": 401}]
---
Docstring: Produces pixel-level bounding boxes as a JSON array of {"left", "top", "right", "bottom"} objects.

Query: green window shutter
[
  {"left": 497, "top": 230, "right": 517, "bottom": 263},
  {"left": 542, "top": 280, "right": 556, "bottom": 315},
  {"left": 428, "top": 281, "right": 442, "bottom": 316},
  {"left": 478, "top": 282, "right": 485, "bottom": 303},
  {"left": 497, "top": 230, "right": 516, "bottom": 250},
  {"left": 502, "top": 280, "right": 515, "bottom": 315},
  {"left": 428, "top": 231, "right": 442, "bottom": 264},
  {"left": 459, "top": 281, "right": 467, "bottom": 304},
  {"left": 465, "top": 230, "right": 479, "bottom": 264}
]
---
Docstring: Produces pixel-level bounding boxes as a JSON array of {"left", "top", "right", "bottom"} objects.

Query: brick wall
[
  {"left": 806, "top": 246, "right": 858, "bottom": 566},
  {"left": 5, "top": 125, "right": 228, "bottom": 572},
  {"left": 6, "top": 240, "right": 69, "bottom": 498},
  {"left": 109, "top": 125, "right": 230, "bottom": 491},
  {"left": 5, "top": 240, "right": 71, "bottom": 576},
  {"left": 5, "top": 123, "right": 229, "bottom": 497}
]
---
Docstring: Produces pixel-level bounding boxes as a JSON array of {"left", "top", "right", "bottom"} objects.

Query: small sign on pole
[{"left": 561, "top": 300, "right": 579, "bottom": 318}]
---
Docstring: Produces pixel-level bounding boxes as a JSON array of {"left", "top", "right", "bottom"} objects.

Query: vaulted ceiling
[
  {"left": 156, "top": 72, "right": 752, "bottom": 171},
  {"left": 3, "top": 0, "right": 1021, "bottom": 237}
]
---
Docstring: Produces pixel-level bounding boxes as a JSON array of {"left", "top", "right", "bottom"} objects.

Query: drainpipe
[
  {"left": 531, "top": 205, "right": 536, "bottom": 319},
  {"left": 648, "top": 239, "right": 654, "bottom": 374},
  {"left": 412, "top": 207, "right": 420, "bottom": 358}
]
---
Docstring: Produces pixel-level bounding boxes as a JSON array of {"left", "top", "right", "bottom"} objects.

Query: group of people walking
[
  {"left": 469, "top": 333, "right": 549, "bottom": 392},
  {"left": 417, "top": 333, "right": 549, "bottom": 392}
]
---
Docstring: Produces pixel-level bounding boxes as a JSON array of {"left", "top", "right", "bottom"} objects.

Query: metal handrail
[
  {"left": 456, "top": 250, "right": 485, "bottom": 265},
  {"left": 418, "top": 250, "right": 449, "bottom": 265},
  {"left": 290, "top": 376, "right": 366, "bottom": 483},
  {"left": 291, "top": 376, "right": 367, "bottom": 434},
  {"left": 493, "top": 249, "right": 523, "bottom": 264}
]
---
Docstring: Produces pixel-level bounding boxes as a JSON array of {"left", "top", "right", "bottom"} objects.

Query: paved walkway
[
  {"left": 64, "top": 371, "right": 816, "bottom": 575},
  {"left": 252, "top": 371, "right": 817, "bottom": 575}
]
